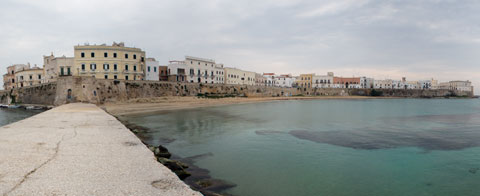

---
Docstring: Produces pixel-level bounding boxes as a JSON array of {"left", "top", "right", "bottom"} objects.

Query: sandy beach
[{"left": 103, "top": 96, "right": 394, "bottom": 116}]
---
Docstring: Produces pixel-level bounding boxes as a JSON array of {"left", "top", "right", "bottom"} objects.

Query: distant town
[{"left": 2, "top": 42, "right": 474, "bottom": 92}]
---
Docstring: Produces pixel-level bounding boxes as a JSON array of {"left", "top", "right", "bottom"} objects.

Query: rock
[
  {"left": 153, "top": 145, "right": 172, "bottom": 158},
  {"left": 157, "top": 157, "right": 191, "bottom": 180}
]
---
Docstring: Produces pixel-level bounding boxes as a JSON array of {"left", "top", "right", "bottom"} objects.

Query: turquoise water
[
  {"left": 127, "top": 99, "right": 480, "bottom": 196},
  {"left": 0, "top": 108, "right": 43, "bottom": 127}
]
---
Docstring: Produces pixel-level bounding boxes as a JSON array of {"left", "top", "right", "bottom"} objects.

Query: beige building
[
  {"left": 224, "top": 67, "right": 256, "bottom": 85},
  {"left": 44, "top": 54, "right": 74, "bottom": 83},
  {"left": 74, "top": 42, "right": 146, "bottom": 80},
  {"left": 3, "top": 64, "right": 30, "bottom": 90},
  {"left": 15, "top": 67, "right": 44, "bottom": 88}
]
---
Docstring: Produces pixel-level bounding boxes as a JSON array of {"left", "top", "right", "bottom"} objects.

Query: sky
[{"left": 0, "top": 0, "right": 479, "bottom": 93}]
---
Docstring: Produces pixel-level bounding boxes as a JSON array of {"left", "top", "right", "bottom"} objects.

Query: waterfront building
[
  {"left": 449, "top": 80, "right": 473, "bottom": 91},
  {"left": 263, "top": 73, "right": 276, "bottom": 86},
  {"left": 333, "top": 77, "right": 361, "bottom": 88},
  {"left": 275, "top": 74, "right": 296, "bottom": 88},
  {"left": 297, "top": 74, "right": 314, "bottom": 88},
  {"left": 74, "top": 42, "right": 146, "bottom": 81},
  {"left": 168, "top": 56, "right": 224, "bottom": 84},
  {"left": 360, "top": 77, "right": 375, "bottom": 89},
  {"left": 312, "top": 72, "right": 334, "bottom": 88},
  {"left": 224, "top": 67, "right": 256, "bottom": 85},
  {"left": 15, "top": 66, "right": 44, "bottom": 88},
  {"left": 43, "top": 54, "right": 74, "bottom": 83},
  {"left": 3, "top": 64, "right": 30, "bottom": 90},
  {"left": 167, "top": 60, "right": 187, "bottom": 82},
  {"left": 146, "top": 58, "right": 159, "bottom": 81},
  {"left": 255, "top": 73, "right": 266, "bottom": 86},
  {"left": 159, "top": 66, "right": 168, "bottom": 81}
]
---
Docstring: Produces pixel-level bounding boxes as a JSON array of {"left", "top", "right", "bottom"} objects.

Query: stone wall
[{"left": 0, "top": 76, "right": 474, "bottom": 106}]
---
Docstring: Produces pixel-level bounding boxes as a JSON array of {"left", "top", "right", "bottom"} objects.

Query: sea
[
  {"left": 0, "top": 108, "right": 43, "bottom": 127},
  {"left": 126, "top": 98, "right": 480, "bottom": 196}
]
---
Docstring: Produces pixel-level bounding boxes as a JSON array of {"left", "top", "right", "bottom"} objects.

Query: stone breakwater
[
  {"left": 0, "top": 103, "right": 201, "bottom": 196},
  {"left": 0, "top": 76, "right": 473, "bottom": 106}
]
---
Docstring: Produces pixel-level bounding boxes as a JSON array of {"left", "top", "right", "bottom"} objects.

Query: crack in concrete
[{"left": 2, "top": 127, "right": 78, "bottom": 196}]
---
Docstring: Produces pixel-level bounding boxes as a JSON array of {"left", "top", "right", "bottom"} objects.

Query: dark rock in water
[
  {"left": 469, "top": 168, "right": 479, "bottom": 174},
  {"left": 196, "top": 179, "right": 236, "bottom": 192},
  {"left": 152, "top": 145, "right": 172, "bottom": 158},
  {"left": 157, "top": 157, "right": 191, "bottom": 180}
]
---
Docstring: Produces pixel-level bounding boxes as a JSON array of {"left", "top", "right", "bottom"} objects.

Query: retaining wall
[{"left": 0, "top": 76, "right": 473, "bottom": 105}]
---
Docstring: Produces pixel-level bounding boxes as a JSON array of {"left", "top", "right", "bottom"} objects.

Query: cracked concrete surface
[{"left": 0, "top": 103, "right": 201, "bottom": 196}]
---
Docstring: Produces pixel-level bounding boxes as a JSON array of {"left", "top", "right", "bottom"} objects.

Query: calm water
[
  {"left": 127, "top": 99, "right": 480, "bottom": 196},
  {"left": 0, "top": 108, "right": 43, "bottom": 127}
]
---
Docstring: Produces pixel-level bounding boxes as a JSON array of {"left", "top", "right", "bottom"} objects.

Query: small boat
[
  {"left": 7, "top": 105, "right": 21, "bottom": 109},
  {"left": 26, "top": 106, "right": 44, "bottom": 110}
]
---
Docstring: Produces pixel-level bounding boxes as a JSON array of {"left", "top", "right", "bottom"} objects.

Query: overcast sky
[{"left": 1, "top": 0, "right": 479, "bottom": 93}]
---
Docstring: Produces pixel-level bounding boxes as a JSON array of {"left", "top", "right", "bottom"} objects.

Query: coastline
[{"left": 103, "top": 95, "right": 397, "bottom": 116}]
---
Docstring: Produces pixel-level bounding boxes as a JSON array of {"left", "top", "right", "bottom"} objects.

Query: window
[
  {"left": 125, "top": 75, "right": 129, "bottom": 80},
  {"left": 133, "top": 65, "right": 137, "bottom": 71},
  {"left": 133, "top": 54, "right": 137, "bottom": 59},
  {"left": 60, "top": 67, "right": 64, "bottom": 76},
  {"left": 113, "top": 53, "right": 117, "bottom": 58},
  {"left": 148, "top": 66, "right": 150, "bottom": 72},
  {"left": 114, "top": 64, "right": 117, "bottom": 70},
  {"left": 81, "top": 52, "right": 85, "bottom": 58},
  {"left": 91, "top": 52, "right": 95, "bottom": 58},
  {"left": 125, "top": 65, "right": 129, "bottom": 70},
  {"left": 81, "top": 64, "right": 85, "bottom": 70},
  {"left": 104, "top": 52, "right": 108, "bottom": 58},
  {"left": 125, "top": 54, "right": 129, "bottom": 59},
  {"left": 29, "top": 75, "right": 32, "bottom": 80},
  {"left": 67, "top": 67, "right": 71, "bottom": 75},
  {"left": 114, "top": 75, "right": 117, "bottom": 79},
  {"left": 154, "top": 67, "right": 157, "bottom": 72},
  {"left": 90, "top": 64, "right": 96, "bottom": 70},
  {"left": 141, "top": 57, "right": 144, "bottom": 62},
  {"left": 104, "top": 75, "right": 108, "bottom": 79}
]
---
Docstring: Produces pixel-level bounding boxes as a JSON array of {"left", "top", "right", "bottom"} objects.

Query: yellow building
[
  {"left": 296, "top": 74, "right": 314, "bottom": 88},
  {"left": 74, "top": 42, "right": 146, "bottom": 80}
]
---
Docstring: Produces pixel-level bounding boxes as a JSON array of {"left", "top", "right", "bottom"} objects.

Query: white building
[
  {"left": 146, "top": 58, "right": 159, "bottom": 81},
  {"left": 312, "top": 72, "right": 334, "bottom": 88},
  {"left": 263, "top": 73, "right": 276, "bottom": 86},
  {"left": 167, "top": 60, "right": 188, "bottom": 82},
  {"left": 360, "top": 77, "right": 375, "bottom": 89},
  {"left": 275, "top": 74, "right": 296, "bottom": 88}
]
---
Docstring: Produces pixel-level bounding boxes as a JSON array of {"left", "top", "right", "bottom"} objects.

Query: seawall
[
  {"left": 0, "top": 103, "right": 201, "bottom": 196},
  {"left": 0, "top": 76, "right": 474, "bottom": 105}
]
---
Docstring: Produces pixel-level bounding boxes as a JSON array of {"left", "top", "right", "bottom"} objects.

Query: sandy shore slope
[{"left": 103, "top": 96, "right": 394, "bottom": 116}]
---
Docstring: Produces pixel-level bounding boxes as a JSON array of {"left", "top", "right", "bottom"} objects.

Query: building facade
[
  {"left": 74, "top": 42, "right": 146, "bottom": 80},
  {"left": 3, "top": 64, "right": 30, "bottom": 90},
  {"left": 297, "top": 74, "right": 314, "bottom": 88},
  {"left": 167, "top": 61, "right": 187, "bottom": 82},
  {"left": 159, "top": 66, "right": 168, "bottom": 81},
  {"left": 43, "top": 54, "right": 74, "bottom": 83},
  {"left": 255, "top": 73, "right": 266, "bottom": 86},
  {"left": 333, "top": 77, "right": 361, "bottom": 88},
  {"left": 224, "top": 67, "right": 256, "bottom": 85},
  {"left": 146, "top": 58, "right": 160, "bottom": 81},
  {"left": 275, "top": 74, "right": 296, "bottom": 88},
  {"left": 15, "top": 67, "right": 44, "bottom": 88},
  {"left": 312, "top": 72, "right": 334, "bottom": 88}
]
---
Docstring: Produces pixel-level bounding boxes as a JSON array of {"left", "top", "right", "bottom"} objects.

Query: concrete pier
[{"left": 0, "top": 103, "right": 201, "bottom": 196}]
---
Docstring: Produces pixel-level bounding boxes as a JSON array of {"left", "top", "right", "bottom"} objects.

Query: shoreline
[{"left": 103, "top": 95, "right": 399, "bottom": 116}]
